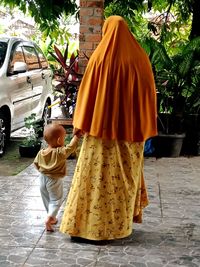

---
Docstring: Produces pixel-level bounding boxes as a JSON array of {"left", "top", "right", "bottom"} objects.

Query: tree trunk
[{"left": 190, "top": 0, "right": 200, "bottom": 39}]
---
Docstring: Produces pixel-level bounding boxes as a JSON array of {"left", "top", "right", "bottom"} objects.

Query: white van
[{"left": 0, "top": 37, "right": 53, "bottom": 155}]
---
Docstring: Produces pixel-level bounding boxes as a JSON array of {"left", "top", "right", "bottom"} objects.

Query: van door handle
[
  {"left": 41, "top": 73, "right": 45, "bottom": 79},
  {"left": 27, "top": 76, "right": 31, "bottom": 83}
]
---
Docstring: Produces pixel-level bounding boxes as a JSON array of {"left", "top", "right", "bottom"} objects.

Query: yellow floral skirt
[{"left": 60, "top": 135, "right": 148, "bottom": 240}]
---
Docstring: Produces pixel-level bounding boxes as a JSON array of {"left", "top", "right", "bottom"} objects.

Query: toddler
[{"left": 34, "top": 123, "right": 80, "bottom": 232}]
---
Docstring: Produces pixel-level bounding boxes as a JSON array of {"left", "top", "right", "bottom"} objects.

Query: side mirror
[{"left": 13, "top": 62, "right": 28, "bottom": 74}]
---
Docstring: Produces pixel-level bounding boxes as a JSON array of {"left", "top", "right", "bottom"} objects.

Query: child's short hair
[{"left": 44, "top": 124, "right": 66, "bottom": 145}]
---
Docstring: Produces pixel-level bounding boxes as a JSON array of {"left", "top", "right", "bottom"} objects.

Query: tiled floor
[{"left": 0, "top": 157, "right": 200, "bottom": 267}]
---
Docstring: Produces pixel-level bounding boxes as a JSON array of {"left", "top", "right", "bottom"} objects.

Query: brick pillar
[{"left": 79, "top": 0, "right": 104, "bottom": 73}]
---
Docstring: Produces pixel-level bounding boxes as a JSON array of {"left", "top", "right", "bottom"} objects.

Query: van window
[
  {"left": 23, "top": 46, "right": 40, "bottom": 70},
  {"left": 0, "top": 41, "right": 7, "bottom": 69},
  {"left": 35, "top": 45, "right": 48, "bottom": 69},
  {"left": 7, "top": 45, "right": 25, "bottom": 75}
]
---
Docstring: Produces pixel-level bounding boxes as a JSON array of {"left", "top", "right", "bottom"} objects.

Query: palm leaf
[{"left": 178, "top": 52, "right": 194, "bottom": 77}]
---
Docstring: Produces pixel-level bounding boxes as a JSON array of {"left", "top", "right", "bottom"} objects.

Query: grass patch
[{"left": 0, "top": 139, "right": 33, "bottom": 176}]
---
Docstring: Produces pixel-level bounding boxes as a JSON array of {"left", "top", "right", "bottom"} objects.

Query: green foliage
[
  {"left": 104, "top": 0, "right": 197, "bottom": 53},
  {"left": 104, "top": 0, "right": 144, "bottom": 12},
  {"left": 65, "top": 133, "right": 72, "bottom": 144},
  {"left": 104, "top": 0, "right": 147, "bottom": 35},
  {"left": 151, "top": 37, "right": 200, "bottom": 116},
  {"left": 48, "top": 42, "right": 80, "bottom": 77},
  {"left": 21, "top": 113, "right": 42, "bottom": 147},
  {"left": 0, "top": 0, "right": 78, "bottom": 36},
  {"left": 140, "top": 37, "right": 171, "bottom": 68}
]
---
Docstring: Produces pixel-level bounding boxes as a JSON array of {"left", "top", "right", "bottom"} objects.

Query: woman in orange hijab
[{"left": 60, "top": 15, "right": 157, "bottom": 241}]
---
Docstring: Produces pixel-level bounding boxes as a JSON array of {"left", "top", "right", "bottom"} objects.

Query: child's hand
[{"left": 73, "top": 128, "right": 83, "bottom": 138}]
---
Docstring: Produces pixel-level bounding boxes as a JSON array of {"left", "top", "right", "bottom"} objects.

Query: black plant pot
[
  {"left": 155, "top": 133, "right": 186, "bottom": 157},
  {"left": 181, "top": 114, "right": 200, "bottom": 156},
  {"left": 35, "top": 119, "right": 44, "bottom": 138},
  {"left": 19, "top": 144, "right": 41, "bottom": 158}
]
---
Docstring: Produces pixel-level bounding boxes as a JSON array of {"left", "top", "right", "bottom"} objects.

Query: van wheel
[
  {"left": 42, "top": 101, "right": 51, "bottom": 126},
  {"left": 36, "top": 101, "right": 51, "bottom": 138},
  {"left": 0, "top": 112, "right": 10, "bottom": 156}
]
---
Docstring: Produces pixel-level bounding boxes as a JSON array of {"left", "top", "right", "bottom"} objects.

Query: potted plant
[
  {"left": 180, "top": 46, "right": 200, "bottom": 155},
  {"left": 48, "top": 43, "right": 84, "bottom": 118},
  {"left": 19, "top": 113, "right": 43, "bottom": 158},
  {"left": 147, "top": 37, "right": 200, "bottom": 156}
]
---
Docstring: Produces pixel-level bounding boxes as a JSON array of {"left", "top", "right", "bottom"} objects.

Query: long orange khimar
[{"left": 73, "top": 16, "right": 157, "bottom": 142}]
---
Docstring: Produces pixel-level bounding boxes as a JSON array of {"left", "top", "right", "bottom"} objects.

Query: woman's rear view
[{"left": 60, "top": 15, "right": 157, "bottom": 241}]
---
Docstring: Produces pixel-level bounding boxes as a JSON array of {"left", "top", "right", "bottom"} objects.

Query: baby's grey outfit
[{"left": 39, "top": 174, "right": 63, "bottom": 217}]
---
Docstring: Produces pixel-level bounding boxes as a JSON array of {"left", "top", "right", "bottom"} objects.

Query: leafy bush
[{"left": 21, "top": 113, "right": 42, "bottom": 147}]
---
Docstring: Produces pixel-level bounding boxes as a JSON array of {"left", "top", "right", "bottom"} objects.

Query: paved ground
[{"left": 0, "top": 156, "right": 200, "bottom": 267}]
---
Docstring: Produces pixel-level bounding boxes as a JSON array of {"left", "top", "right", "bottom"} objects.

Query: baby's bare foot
[
  {"left": 45, "top": 217, "right": 54, "bottom": 232},
  {"left": 50, "top": 217, "right": 58, "bottom": 225}
]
